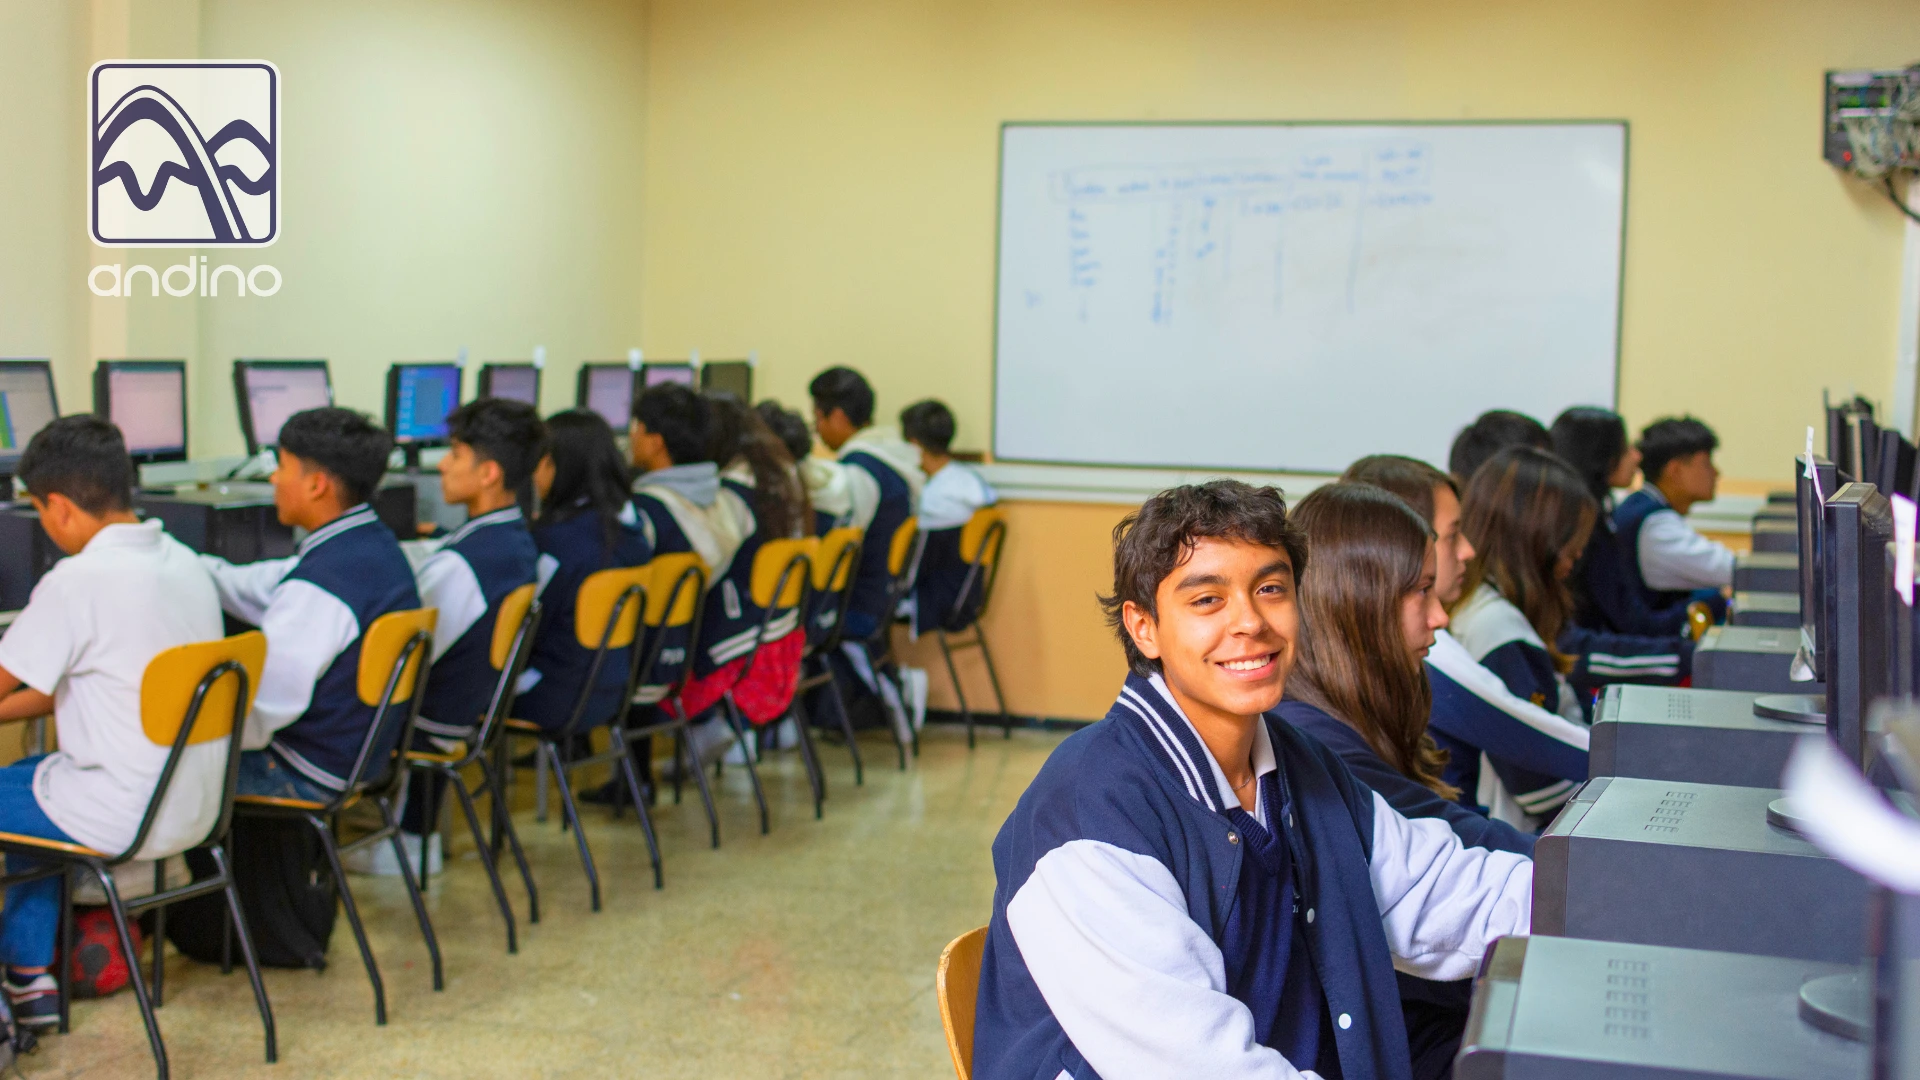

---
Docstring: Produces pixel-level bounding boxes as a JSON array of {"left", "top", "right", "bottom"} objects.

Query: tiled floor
[{"left": 23, "top": 725, "right": 1066, "bottom": 1078}]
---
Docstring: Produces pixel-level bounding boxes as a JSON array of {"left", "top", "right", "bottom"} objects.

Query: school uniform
[
  {"left": 1570, "top": 501, "right": 1695, "bottom": 638},
  {"left": 0, "top": 521, "right": 223, "bottom": 969},
  {"left": 1614, "top": 486, "right": 1734, "bottom": 602},
  {"left": 836, "top": 426, "right": 925, "bottom": 641},
  {"left": 908, "top": 461, "right": 998, "bottom": 636},
  {"left": 974, "top": 671, "right": 1532, "bottom": 1080},
  {"left": 202, "top": 504, "right": 421, "bottom": 800},
  {"left": 801, "top": 456, "right": 853, "bottom": 537},
  {"left": 515, "top": 502, "right": 653, "bottom": 733},
  {"left": 629, "top": 462, "right": 749, "bottom": 702},
  {"left": 1436, "top": 594, "right": 1591, "bottom": 829}
]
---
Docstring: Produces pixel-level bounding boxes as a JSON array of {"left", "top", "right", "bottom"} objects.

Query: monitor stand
[
  {"left": 1753, "top": 693, "right": 1826, "bottom": 724},
  {"left": 1798, "top": 970, "right": 1869, "bottom": 1041},
  {"left": 399, "top": 443, "right": 425, "bottom": 471}
]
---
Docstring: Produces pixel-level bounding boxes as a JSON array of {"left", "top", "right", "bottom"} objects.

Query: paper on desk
[{"left": 1782, "top": 734, "right": 1920, "bottom": 894}]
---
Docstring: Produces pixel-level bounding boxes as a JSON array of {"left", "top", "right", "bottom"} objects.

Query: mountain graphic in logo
[{"left": 90, "top": 61, "right": 278, "bottom": 247}]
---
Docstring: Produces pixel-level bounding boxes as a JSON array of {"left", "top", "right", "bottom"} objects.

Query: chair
[
  {"left": 937, "top": 926, "right": 988, "bottom": 1080},
  {"left": 794, "top": 526, "right": 871, "bottom": 782},
  {"left": 619, "top": 554, "right": 725, "bottom": 846},
  {"left": 0, "top": 631, "right": 273, "bottom": 1080},
  {"left": 848, "top": 516, "right": 923, "bottom": 763},
  {"left": 717, "top": 537, "right": 820, "bottom": 821},
  {"left": 404, "top": 583, "right": 541, "bottom": 952},
  {"left": 936, "top": 507, "right": 1013, "bottom": 747},
  {"left": 504, "top": 567, "right": 661, "bottom": 910},
  {"left": 234, "top": 607, "right": 442, "bottom": 1026}
]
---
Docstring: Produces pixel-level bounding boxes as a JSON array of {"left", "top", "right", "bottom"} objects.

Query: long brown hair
[
  {"left": 1286, "top": 483, "right": 1457, "bottom": 800},
  {"left": 1455, "top": 446, "right": 1597, "bottom": 659},
  {"left": 706, "top": 391, "right": 812, "bottom": 541}
]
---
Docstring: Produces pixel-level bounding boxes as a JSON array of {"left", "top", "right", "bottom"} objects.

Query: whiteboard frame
[{"left": 989, "top": 119, "right": 1630, "bottom": 474}]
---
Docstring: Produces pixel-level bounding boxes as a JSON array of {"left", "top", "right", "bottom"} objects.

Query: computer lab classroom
[{"left": 5, "top": 2, "right": 1920, "bottom": 1078}]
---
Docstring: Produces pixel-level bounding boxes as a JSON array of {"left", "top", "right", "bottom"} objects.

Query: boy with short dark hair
[
  {"left": 0, "top": 417, "right": 223, "bottom": 1026},
  {"left": 808, "top": 367, "right": 924, "bottom": 639},
  {"left": 359, "top": 400, "right": 545, "bottom": 875},
  {"left": 1446, "top": 409, "right": 1550, "bottom": 485},
  {"left": 201, "top": 408, "right": 421, "bottom": 804},
  {"left": 1615, "top": 416, "right": 1733, "bottom": 608},
  {"left": 899, "top": 398, "right": 997, "bottom": 635},
  {"left": 975, "top": 480, "right": 1529, "bottom": 1080}
]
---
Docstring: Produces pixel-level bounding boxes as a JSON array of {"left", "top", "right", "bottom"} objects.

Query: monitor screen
[
  {"left": 1797, "top": 454, "right": 1837, "bottom": 682},
  {"left": 580, "top": 365, "right": 634, "bottom": 430},
  {"left": 0, "top": 360, "right": 60, "bottom": 464},
  {"left": 98, "top": 361, "right": 187, "bottom": 461},
  {"left": 480, "top": 365, "right": 539, "bottom": 405},
  {"left": 641, "top": 363, "right": 695, "bottom": 388},
  {"left": 1877, "top": 428, "right": 1916, "bottom": 504},
  {"left": 700, "top": 360, "right": 752, "bottom": 400},
  {"left": 237, "top": 361, "right": 332, "bottom": 453},
  {"left": 389, "top": 364, "right": 463, "bottom": 444}
]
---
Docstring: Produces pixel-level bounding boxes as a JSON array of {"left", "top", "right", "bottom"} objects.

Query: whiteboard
[{"left": 993, "top": 122, "right": 1626, "bottom": 472}]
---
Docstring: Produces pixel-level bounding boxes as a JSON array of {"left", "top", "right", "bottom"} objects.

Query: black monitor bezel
[
  {"left": 384, "top": 362, "right": 464, "bottom": 447},
  {"left": 233, "top": 359, "right": 333, "bottom": 456},
  {"left": 699, "top": 359, "right": 753, "bottom": 400},
  {"left": 1826, "top": 481, "right": 1893, "bottom": 769},
  {"left": 575, "top": 363, "right": 636, "bottom": 430},
  {"left": 477, "top": 363, "right": 541, "bottom": 406},
  {"left": 1798, "top": 453, "right": 1838, "bottom": 682},
  {"left": 93, "top": 358, "right": 189, "bottom": 465}
]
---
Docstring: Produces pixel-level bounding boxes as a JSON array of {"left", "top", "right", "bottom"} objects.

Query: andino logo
[{"left": 87, "top": 60, "right": 282, "bottom": 297}]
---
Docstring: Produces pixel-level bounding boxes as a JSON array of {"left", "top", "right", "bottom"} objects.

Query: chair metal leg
[
  {"left": 93, "top": 868, "right": 168, "bottom": 1079},
  {"left": 151, "top": 903, "right": 166, "bottom": 1008},
  {"left": 57, "top": 870, "right": 71, "bottom": 1035},
  {"left": 678, "top": 727, "right": 722, "bottom": 849},
  {"left": 938, "top": 630, "right": 974, "bottom": 749},
  {"left": 976, "top": 626, "right": 1013, "bottom": 738},
  {"left": 544, "top": 742, "right": 602, "bottom": 912},
  {"left": 450, "top": 771, "right": 518, "bottom": 953},
  {"left": 534, "top": 744, "right": 550, "bottom": 823},
  {"left": 382, "top": 798, "right": 444, "bottom": 992},
  {"left": 208, "top": 845, "right": 277, "bottom": 1063},
  {"left": 789, "top": 698, "right": 825, "bottom": 819},
  {"left": 616, "top": 755, "right": 664, "bottom": 889},
  {"left": 313, "top": 816, "right": 386, "bottom": 1024},
  {"left": 720, "top": 696, "right": 769, "bottom": 835},
  {"left": 481, "top": 763, "right": 540, "bottom": 924}
]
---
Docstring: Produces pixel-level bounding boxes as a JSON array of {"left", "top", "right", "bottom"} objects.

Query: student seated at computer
[
  {"left": 0, "top": 417, "right": 224, "bottom": 1028},
  {"left": 898, "top": 398, "right": 997, "bottom": 636},
  {"left": 1446, "top": 408, "right": 1550, "bottom": 486},
  {"left": 1614, "top": 416, "right": 1734, "bottom": 609},
  {"left": 973, "top": 480, "right": 1531, "bottom": 1080},
  {"left": 757, "top": 399, "right": 850, "bottom": 536},
  {"left": 362, "top": 400, "right": 544, "bottom": 876},
  {"left": 200, "top": 408, "right": 420, "bottom": 804},
  {"left": 1342, "top": 454, "right": 1591, "bottom": 832}
]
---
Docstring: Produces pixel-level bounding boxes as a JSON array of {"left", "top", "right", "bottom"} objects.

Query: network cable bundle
[{"left": 1825, "top": 65, "right": 1920, "bottom": 221}]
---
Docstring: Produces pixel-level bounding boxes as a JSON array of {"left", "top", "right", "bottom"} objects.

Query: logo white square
[{"left": 90, "top": 61, "right": 279, "bottom": 247}]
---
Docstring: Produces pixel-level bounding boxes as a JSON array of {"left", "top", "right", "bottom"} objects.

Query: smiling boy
[{"left": 973, "top": 480, "right": 1531, "bottom": 1080}]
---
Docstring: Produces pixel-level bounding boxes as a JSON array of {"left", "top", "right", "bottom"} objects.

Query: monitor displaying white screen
[
  {"left": 390, "top": 364, "right": 463, "bottom": 443},
  {"left": 483, "top": 365, "right": 539, "bottom": 405},
  {"left": 0, "top": 361, "right": 59, "bottom": 462},
  {"left": 584, "top": 366, "right": 634, "bottom": 430},
  {"left": 106, "top": 364, "right": 186, "bottom": 457},
  {"left": 241, "top": 363, "right": 332, "bottom": 450},
  {"left": 641, "top": 363, "right": 695, "bottom": 388}
]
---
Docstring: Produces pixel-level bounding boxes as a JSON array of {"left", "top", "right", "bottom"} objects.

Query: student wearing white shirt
[
  {"left": 1612, "top": 416, "right": 1735, "bottom": 610},
  {"left": 899, "top": 399, "right": 997, "bottom": 639},
  {"left": 0, "top": 417, "right": 223, "bottom": 1027}
]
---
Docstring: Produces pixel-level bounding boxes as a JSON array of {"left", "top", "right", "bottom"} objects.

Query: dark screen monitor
[
  {"left": 477, "top": 364, "right": 540, "bottom": 406},
  {"left": 1798, "top": 453, "right": 1839, "bottom": 682},
  {"left": 699, "top": 360, "right": 753, "bottom": 400},
  {"left": 1847, "top": 412, "right": 1880, "bottom": 487},
  {"left": 385, "top": 363, "right": 463, "bottom": 446},
  {"left": 93, "top": 359, "right": 187, "bottom": 464},
  {"left": 640, "top": 362, "right": 695, "bottom": 389},
  {"left": 1876, "top": 428, "right": 1916, "bottom": 504},
  {"left": 1826, "top": 481, "right": 1893, "bottom": 768},
  {"left": 0, "top": 360, "right": 61, "bottom": 476},
  {"left": 576, "top": 364, "right": 635, "bottom": 431},
  {"left": 233, "top": 359, "right": 332, "bottom": 455}
]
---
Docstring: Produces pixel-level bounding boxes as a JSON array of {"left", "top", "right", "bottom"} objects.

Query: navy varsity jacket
[{"left": 413, "top": 506, "right": 540, "bottom": 739}]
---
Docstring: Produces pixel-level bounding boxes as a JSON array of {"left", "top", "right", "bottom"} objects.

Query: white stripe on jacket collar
[
  {"left": 1114, "top": 673, "right": 1276, "bottom": 824},
  {"left": 298, "top": 505, "right": 379, "bottom": 555},
  {"left": 442, "top": 505, "right": 523, "bottom": 546}
]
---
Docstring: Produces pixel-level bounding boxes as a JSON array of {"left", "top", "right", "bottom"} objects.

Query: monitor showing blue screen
[{"left": 388, "top": 363, "right": 462, "bottom": 444}]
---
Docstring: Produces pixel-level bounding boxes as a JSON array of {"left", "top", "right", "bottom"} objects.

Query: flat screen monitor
[
  {"left": 700, "top": 360, "right": 753, "bottom": 400},
  {"left": 1876, "top": 428, "right": 1916, "bottom": 504},
  {"left": 641, "top": 362, "right": 696, "bottom": 389},
  {"left": 1848, "top": 412, "right": 1880, "bottom": 487},
  {"left": 1797, "top": 454, "right": 1839, "bottom": 682},
  {"left": 1826, "top": 481, "right": 1893, "bottom": 768},
  {"left": 93, "top": 360, "right": 187, "bottom": 464},
  {"left": 0, "top": 360, "right": 60, "bottom": 471},
  {"left": 478, "top": 364, "right": 540, "bottom": 406},
  {"left": 576, "top": 364, "right": 635, "bottom": 431},
  {"left": 386, "top": 363, "right": 463, "bottom": 445},
  {"left": 234, "top": 359, "right": 333, "bottom": 455}
]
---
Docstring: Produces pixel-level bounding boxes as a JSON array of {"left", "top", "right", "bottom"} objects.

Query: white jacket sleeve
[
  {"left": 415, "top": 549, "right": 486, "bottom": 662},
  {"left": 244, "top": 579, "right": 361, "bottom": 748},
  {"left": 199, "top": 554, "right": 298, "bottom": 625},
  {"left": 1637, "top": 509, "right": 1735, "bottom": 590},
  {"left": 1369, "top": 792, "right": 1532, "bottom": 981},
  {"left": 1007, "top": 839, "right": 1321, "bottom": 1080},
  {"left": 843, "top": 463, "right": 882, "bottom": 532}
]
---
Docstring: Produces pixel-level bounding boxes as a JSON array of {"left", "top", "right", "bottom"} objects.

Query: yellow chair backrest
[
  {"left": 574, "top": 567, "right": 649, "bottom": 651},
  {"left": 813, "top": 526, "right": 862, "bottom": 592},
  {"left": 751, "top": 537, "right": 816, "bottom": 610},
  {"left": 645, "top": 553, "right": 708, "bottom": 628},
  {"left": 140, "top": 631, "right": 268, "bottom": 747},
  {"left": 959, "top": 507, "right": 1007, "bottom": 567},
  {"left": 888, "top": 516, "right": 920, "bottom": 577},
  {"left": 937, "top": 926, "right": 988, "bottom": 1080},
  {"left": 357, "top": 608, "right": 438, "bottom": 707},
  {"left": 490, "top": 583, "right": 538, "bottom": 671}
]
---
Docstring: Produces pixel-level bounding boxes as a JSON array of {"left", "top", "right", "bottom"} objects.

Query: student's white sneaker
[
  {"left": 900, "top": 667, "right": 929, "bottom": 732},
  {"left": 721, "top": 724, "right": 760, "bottom": 765},
  {"left": 342, "top": 831, "right": 442, "bottom": 877}
]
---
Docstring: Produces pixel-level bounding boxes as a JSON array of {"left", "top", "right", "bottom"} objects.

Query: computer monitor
[
  {"left": 234, "top": 360, "right": 333, "bottom": 455},
  {"left": 385, "top": 363, "right": 463, "bottom": 447},
  {"left": 93, "top": 359, "right": 187, "bottom": 465},
  {"left": 1877, "top": 428, "right": 1917, "bottom": 504},
  {"left": 0, "top": 359, "right": 61, "bottom": 478},
  {"left": 1826, "top": 481, "right": 1893, "bottom": 768},
  {"left": 576, "top": 364, "right": 635, "bottom": 431},
  {"left": 700, "top": 359, "right": 753, "bottom": 400},
  {"left": 640, "top": 362, "right": 696, "bottom": 389},
  {"left": 1848, "top": 411, "right": 1880, "bottom": 488},
  {"left": 1798, "top": 453, "right": 1839, "bottom": 682},
  {"left": 477, "top": 364, "right": 540, "bottom": 406}
]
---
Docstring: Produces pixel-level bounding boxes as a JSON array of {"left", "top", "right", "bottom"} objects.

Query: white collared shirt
[
  {"left": 0, "top": 521, "right": 225, "bottom": 858},
  {"left": 1635, "top": 486, "right": 1735, "bottom": 590}
]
